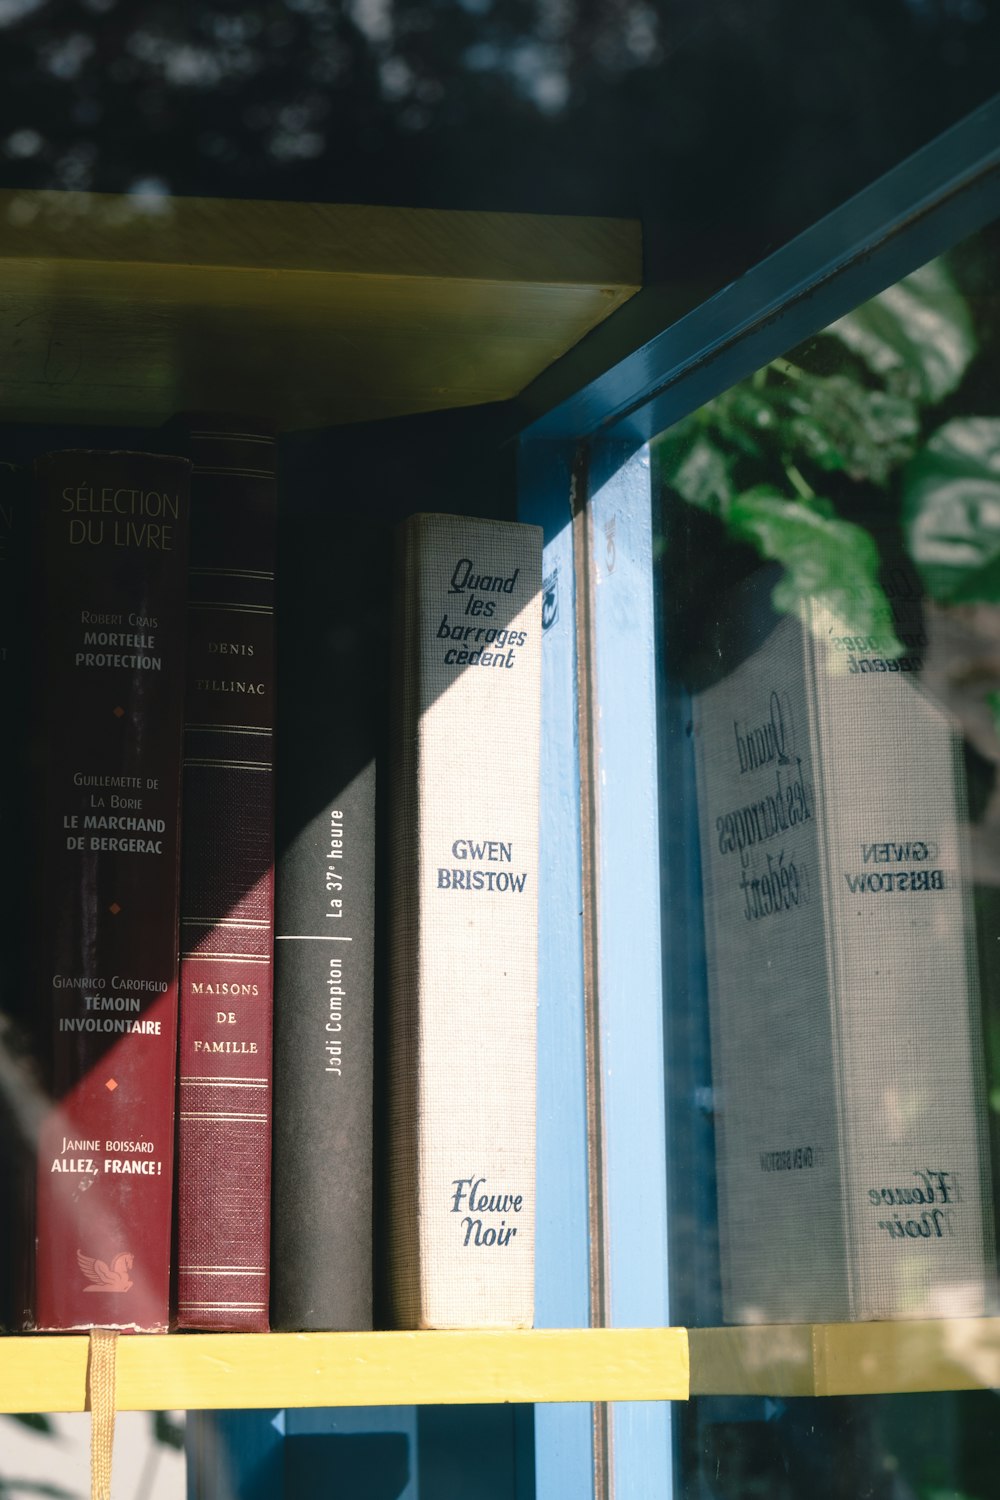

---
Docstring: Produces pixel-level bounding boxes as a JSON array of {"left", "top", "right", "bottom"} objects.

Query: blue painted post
[
  {"left": 518, "top": 437, "right": 595, "bottom": 1500},
  {"left": 586, "top": 440, "right": 673, "bottom": 1499},
  {"left": 283, "top": 1406, "right": 419, "bottom": 1500},
  {"left": 185, "top": 1409, "right": 285, "bottom": 1500},
  {"left": 419, "top": 1407, "right": 531, "bottom": 1499}
]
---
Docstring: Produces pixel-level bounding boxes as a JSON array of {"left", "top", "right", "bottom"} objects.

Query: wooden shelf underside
[
  {"left": 0, "top": 1328, "right": 688, "bottom": 1413},
  {"left": 0, "top": 191, "right": 640, "bottom": 430}
]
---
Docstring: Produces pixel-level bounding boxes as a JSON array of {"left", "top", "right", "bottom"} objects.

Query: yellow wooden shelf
[
  {"left": 9, "top": 1318, "right": 1000, "bottom": 1410},
  {"left": 689, "top": 1318, "right": 1000, "bottom": 1397},
  {"left": 0, "top": 1328, "right": 688, "bottom": 1413},
  {"left": 0, "top": 190, "right": 640, "bottom": 431}
]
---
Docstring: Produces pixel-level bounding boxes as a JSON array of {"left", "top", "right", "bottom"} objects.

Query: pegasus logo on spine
[{"left": 76, "top": 1249, "right": 134, "bottom": 1292}]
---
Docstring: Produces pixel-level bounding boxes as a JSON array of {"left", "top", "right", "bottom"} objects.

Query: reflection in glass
[{"left": 656, "top": 218, "right": 1000, "bottom": 1498}]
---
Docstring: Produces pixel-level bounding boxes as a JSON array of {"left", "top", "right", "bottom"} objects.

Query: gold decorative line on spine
[
  {"left": 180, "top": 952, "right": 271, "bottom": 964},
  {"left": 189, "top": 566, "right": 274, "bottom": 578},
  {"left": 188, "top": 430, "right": 275, "bottom": 444},
  {"left": 183, "top": 760, "right": 273, "bottom": 771},
  {"left": 177, "top": 1302, "right": 268, "bottom": 1311},
  {"left": 178, "top": 1111, "right": 269, "bottom": 1122},
  {"left": 181, "top": 917, "right": 271, "bottom": 927},
  {"left": 180, "top": 1076, "right": 269, "bottom": 1085},
  {"left": 187, "top": 724, "right": 272, "bottom": 734},
  {"left": 179, "top": 1266, "right": 267, "bottom": 1274},
  {"left": 188, "top": 601, "right": 273, "bottom": 614},
  {"left": 191, "top": 468, "right": 275, "bottom": 479}
]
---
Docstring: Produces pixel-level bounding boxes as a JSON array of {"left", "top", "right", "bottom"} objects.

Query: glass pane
[{"left": 655, "top": 216, "right": 1000, "bottom": 1494}]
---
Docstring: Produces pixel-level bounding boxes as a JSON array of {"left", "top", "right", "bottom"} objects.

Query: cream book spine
[{"left": 387, "top": 512, "right": 541, "bottom": 1329}]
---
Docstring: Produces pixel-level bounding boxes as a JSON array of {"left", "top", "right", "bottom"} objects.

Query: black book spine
[{"left": 270, "top": 503, "right": 380, "bottom": 1330}]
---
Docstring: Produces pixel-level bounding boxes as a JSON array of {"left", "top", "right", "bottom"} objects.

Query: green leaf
[
  {"left": 153, "top": 1409, "right": 185, "bottom": 1450},
  {"left": 769, "top": 374, "right": 920, "bottom": 484},
  {"left": 663, "top": 430, "right": 735, "bottom": 513},
  {"left": 903, "top": 417, "right": 1000, "bottom": 601},
  {"left": 8, "top": 1414, "right": 54, "bottom": 1434},
  {"left": 987, "top": 691, "right": 1000, "bottom": 744},
  {"left": 727, "top": 487, "right": 902, "bottom": 648},
  {"left": 655, "top": 405, "right": 746, "bottom": 516},
  {"left": 826, "top": 258, "right": 976, "bottom": 404}
]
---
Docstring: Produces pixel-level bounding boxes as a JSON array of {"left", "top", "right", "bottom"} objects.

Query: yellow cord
[{"left": 87, "top": 1329, "right": 118, "bottom": 1500}]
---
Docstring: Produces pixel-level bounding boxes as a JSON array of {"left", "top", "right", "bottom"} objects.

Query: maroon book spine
[
  {"left": 28, "top": 449, "right": 191, "bottom": 1333},
  {"left": 1, "top": 461, "right": 33, "bottom": 1332},
  {"left": 173, "top": 419, "right": 276, "bottom": 1331}
]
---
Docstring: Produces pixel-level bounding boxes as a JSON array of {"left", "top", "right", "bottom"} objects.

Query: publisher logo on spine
[{"left": 77, "top": 1249, "right": 134, "bottom": 1293}]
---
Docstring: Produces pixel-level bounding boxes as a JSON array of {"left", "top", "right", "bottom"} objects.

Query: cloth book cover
[
  {"left": 386, "top": 512, "right": 542, "bottom": 1329},
  {"left": 693, "top": 571, "right": 995, "bottom": 1323},
  {"left": 0, "top": 461, "right": 31, "bottom": 1329},
  {"left": 270, "top": 504, "right": 378, "bottom": 1331},
  {"left": 172, "top": 417, "right": 277, "bottom": 1332},
  {"left": 26, "top": 448, "right": 191, "bottom": 1332}
]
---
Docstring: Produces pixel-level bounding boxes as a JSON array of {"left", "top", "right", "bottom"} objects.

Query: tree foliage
[
  {"left": 655, "top": 235, "right": 1000, "bottom": 650},
  {"left": 0, "top": 0, "right": 997, "bottom": 293}
]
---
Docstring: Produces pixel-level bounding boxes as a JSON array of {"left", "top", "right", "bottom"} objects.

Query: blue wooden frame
[
  {"left": 519, "top": 94, "right": 1000, "bottom": 447},
  {"left": 519, "top": 89, "right": 1000, "bottom": 1500},
  {"left": 518, "top": 441, "right": 596, "bottom": 1500}
]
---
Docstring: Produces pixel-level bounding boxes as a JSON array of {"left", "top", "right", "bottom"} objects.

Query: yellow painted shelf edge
[
  {"left": 9, "top": 1317, "right": 1000, "bottom": 1410},
  {"left": 689, "top": 1317, "right": 1000, "bottom": 1397},
  {"left": 0, "top": 191, "right": 641, "bottom": 429},
  {"left": 0, "top": 1327, "right": 689, "bottom": 1413},
  {"left": 0, "top": 190, "right": 642, "bottom": 287}
]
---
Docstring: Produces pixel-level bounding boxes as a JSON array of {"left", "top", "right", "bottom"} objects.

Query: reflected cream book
[{"left": 693, "top": 569, "right": 995, "bottom": 1323}]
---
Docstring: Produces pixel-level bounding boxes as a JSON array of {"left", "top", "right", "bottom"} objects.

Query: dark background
[{"left": 0, "top": 0, "right": 998, "bottom": 294}]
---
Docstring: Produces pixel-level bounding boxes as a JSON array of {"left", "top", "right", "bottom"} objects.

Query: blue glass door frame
[{"left": 520, "top": 90, "right": 1000, "bottom": 1500}]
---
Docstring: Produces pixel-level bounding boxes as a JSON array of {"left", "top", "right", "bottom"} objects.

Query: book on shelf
[
  {"left": 270, "top": 504, "right": 379, "bottom": 1332},
  {"left": 25, "top": 447, "right": 191, "bottom": 1333},
  {"left": 692, "top": 566, "right": 996, "bottom": 1324},
  {"left": 385, "top": 512, "right": 542, "bottom": 1329},
  {"left": 171, "top": 417, "right": 277, "bottom": 1332},
  {"left": 0, "top": 460, "right": 32, "bottom": 1330}
]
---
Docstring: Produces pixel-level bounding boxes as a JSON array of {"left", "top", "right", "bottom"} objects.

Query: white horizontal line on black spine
[{"left": 274, "top": 934, "right": 352, "bottom": 941}]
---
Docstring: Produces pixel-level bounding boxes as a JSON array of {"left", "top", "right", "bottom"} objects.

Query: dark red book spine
[
  {"left": 0, "top": 461, "right": 33, "bottom": 1331},
  {"left": 173, "top": 419, "right": 276, "bottom": 1331},
  {"left": 29, "top": 449, "right": 191, "bottom": 1333}
]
